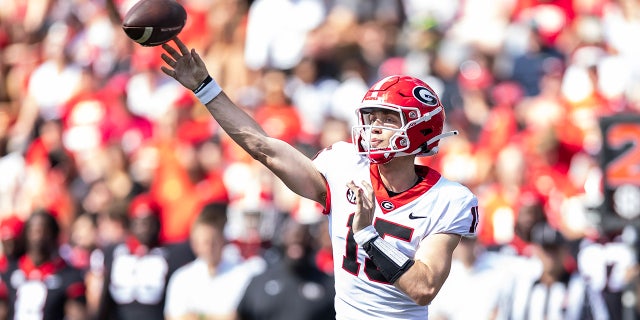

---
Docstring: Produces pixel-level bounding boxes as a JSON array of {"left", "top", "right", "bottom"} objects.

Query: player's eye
[
  {"left": 383, "top": 116, "right": 400, "bottom": 126},
  {"left": 362, "top": 108, "right": 402, "bottom": 128}
]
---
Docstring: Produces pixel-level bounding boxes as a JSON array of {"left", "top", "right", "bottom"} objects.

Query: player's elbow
[
  {"left": 245, "top": 134, "right": 272, "bottom": 163},
  {"left": 410, "top": 288, "right": 438, "bottom": 306},
  {"left": 401, "top": 282, "right": 438, "bottom": 306}
]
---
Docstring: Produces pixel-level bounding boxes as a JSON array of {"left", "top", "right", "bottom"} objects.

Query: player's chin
[
  {"left": 369, "top": 140, "right": 386, "bottom": 149},
  {"left": 370, "top": 144, "right": 391, "bottom": 152}
]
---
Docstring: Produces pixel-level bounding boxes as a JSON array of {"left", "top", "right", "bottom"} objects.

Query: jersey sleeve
[
  {"left": 312, "top": 141, "right": 361, "bottom": 214},
  {"left": 432, "top": 183, "right": 479, "bottom": 237},
  {"left": 313, "top": 141, "right": 345, "bottom": 175}
]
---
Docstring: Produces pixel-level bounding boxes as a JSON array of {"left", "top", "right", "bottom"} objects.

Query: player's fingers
[
  {"left": 357, "top": 187, "right": 364, "bottom": 201},
  {"left": 162, "top": 43, "right": 180, "bottom": 59},
  {"left": 160, "top": 66, "right": 175, "bottom": 78},
  {"left": 174, "top": 37, "right": 189, "bottom": 55},
  {"left": 357, "top": 181, "right": 373, "bottom": 206},
  {"left": 160, "top": 53, "right": 175, "bottom": 67},
  {"left": 349, "top": 181, "right": 365, "bottom": 199},
  {"left": 361, "top": 181, "right": 373, "bottom": 197},
  {"left": 193, "top": 49, "right": 206, "bottom": 69},
  {"left": 347, "top": 181, "right": 363, "bottom": 202}
]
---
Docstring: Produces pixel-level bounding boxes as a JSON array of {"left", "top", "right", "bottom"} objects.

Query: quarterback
[{"left": 159, "top": 38, "right": 478, "bottom": 320}]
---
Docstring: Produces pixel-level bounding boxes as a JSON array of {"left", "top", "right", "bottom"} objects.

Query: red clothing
[
  {"left": 511, "top": 0, "right": 576, "bottom": 46},
  {"left": 253, "top": 104, "right": 302, "bottom": 145},
  {"left": 148, "top": 139, "right": 228, "bottom": 243}
]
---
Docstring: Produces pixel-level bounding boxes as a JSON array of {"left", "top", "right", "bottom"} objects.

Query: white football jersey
[{"left": 313, "top": 142, "right": 479, "bottom": 320}]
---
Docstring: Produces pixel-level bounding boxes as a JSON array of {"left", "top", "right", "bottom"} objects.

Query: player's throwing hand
[{"left": 160, "top": 37, "right": 209, "bottom": 91}]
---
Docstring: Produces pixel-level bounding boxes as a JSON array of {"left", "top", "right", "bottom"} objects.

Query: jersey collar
[
  {"left": 18, "top": 255, "right": 67, "bottom": 280},
  {"left": 369, "top": 164, "right": 441, "bottom": 214}
]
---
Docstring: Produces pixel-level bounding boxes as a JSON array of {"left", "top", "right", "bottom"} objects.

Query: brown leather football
[{"left": 122, "top": 0, "right": 186, "bottom": 47}]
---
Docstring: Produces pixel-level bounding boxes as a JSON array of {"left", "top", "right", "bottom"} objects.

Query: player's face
[
  {"left": 534, "top": 244, "right": 566, "bottom": 276},
  {"left": 361, "top": 108, "right": 402, "bottom": 149},
  {"left": 25, "top": 215, "right": 56, "bottom": 254},
  {"left": 190, "top": 223, "right": 224, "bottom": 265},
  {"left": 130, "top": 215, "right": 160, "bottom": 247}
]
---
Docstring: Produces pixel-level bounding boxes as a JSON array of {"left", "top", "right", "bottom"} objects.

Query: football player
[
  {"left": 0, "top": 210, "right": 87, "bottom": 320},
  {"left": 159, "top": 37, "right": 478, "bottom": 320}
]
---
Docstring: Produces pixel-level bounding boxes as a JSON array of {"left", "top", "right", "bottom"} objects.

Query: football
[{"left": 122, "top": 0, "right": 187, "bottom": 47}]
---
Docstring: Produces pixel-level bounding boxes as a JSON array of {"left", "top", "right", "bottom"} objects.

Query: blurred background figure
[
  {"left": 95, "top": 193, "right": 174, "bottom": 320},
  {"left": 164, "top": 202, "right": 264, "bottom": 320},
  {"left": 0, "top": 215, "right": 25, "bottom": 269},
  {"left": 85, "top": 200, "right": 131, "bottom": 318},
  {"left": 501, "top": 223, "right": 610, "bottom": 320},
  {"left": 243, "top": 0, "right": 327, "bottom": 71},
  {"left": 60, "top": 212, "right": 98, "bottom": 273},
  {"left": 507, "top": 189, "right": 549, "bottom": 257},
  {"left": 576, "top": 225, "right": 638, "bottom": 320},
  {"left": 237, "top": 217, "right": 335, "bottom": 320},
  {"left": 0, "top": 215, "right": 25, "bottom": 319},
  {"left": 0, "top": 210, "right": 87, "bottom": 320},
  {"left": 429, "top": 236, "right": 508, "bottom": 320}
]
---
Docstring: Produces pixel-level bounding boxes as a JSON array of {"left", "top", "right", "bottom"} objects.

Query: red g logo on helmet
[{"left": 413, "top": 86, "right": 438, "bottom": 106}]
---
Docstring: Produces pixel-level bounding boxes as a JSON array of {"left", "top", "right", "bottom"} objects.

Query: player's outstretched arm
[{"left": 159, "top": 37, "right": 327, "bottom": 205}]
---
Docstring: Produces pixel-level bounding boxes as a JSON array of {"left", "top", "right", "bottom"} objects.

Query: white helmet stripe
[{"left": 369, "top": 75, "right": 397, "bottom": 98}]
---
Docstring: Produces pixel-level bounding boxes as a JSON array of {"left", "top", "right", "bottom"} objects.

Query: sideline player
[{"left": 159, "top": 37, "right": 479, "bottom": 319}]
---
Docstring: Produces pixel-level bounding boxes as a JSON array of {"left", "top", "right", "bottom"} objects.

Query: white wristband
[
  {"left": 353, "top": 225, "right": 379, "bottom": 246},
  {"left": 193, "top": 75, "right": 222, "bottom": 105}
]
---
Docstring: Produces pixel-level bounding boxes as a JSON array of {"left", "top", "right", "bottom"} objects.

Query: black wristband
[
  {"left": 363, "top": 236, "right": 415, "bottom": 283},
  {"left": 193, "top": 75, "right": 213, "bottom": 94}
]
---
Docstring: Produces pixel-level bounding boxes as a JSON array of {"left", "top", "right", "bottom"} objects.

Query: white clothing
[
  {"left": 27, "top": 60, "right": 83, "bottom": 120},
  {"left": 0, "top": 152, "right": 26, "bottom": 216},
  {"left": 500, "top": 254, "right": 610, "bottom": 320},
  {"left": 164, "top": 253, "right": 265, "bottom": 318},
  {"left": 244, "top": 0, "right": 326, "bottom": 70},
  {"left": 328, "top": 76, "right": 369, "bottom": 129},
  {"left": 429, "top": 252, "right": 510, "bottom": 320},
  {"left": 313, "top": 141, "right": 478, "bottom": 320}
]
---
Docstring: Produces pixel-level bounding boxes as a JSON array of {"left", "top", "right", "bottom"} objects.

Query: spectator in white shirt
[{"left": 164, "top": 202, "right": 265, "bottom": 320}]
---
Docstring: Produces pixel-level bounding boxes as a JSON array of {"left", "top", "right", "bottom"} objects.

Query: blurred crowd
[{"left": 0, "top": 0, "right": 639, "bottom": 319}]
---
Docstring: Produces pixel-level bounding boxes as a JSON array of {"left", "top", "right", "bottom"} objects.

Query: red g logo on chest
[{"left": 380, "top": 200, "right": 395, "bottom": 211}]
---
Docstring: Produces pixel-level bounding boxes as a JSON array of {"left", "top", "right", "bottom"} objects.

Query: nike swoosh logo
[{"left": 408, "top": 212, "right": 428, "bottom": 219}]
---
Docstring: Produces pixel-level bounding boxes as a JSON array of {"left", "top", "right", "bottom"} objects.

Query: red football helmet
[{"left": 352, "top": 75, "right": 457, "bottom": 164}]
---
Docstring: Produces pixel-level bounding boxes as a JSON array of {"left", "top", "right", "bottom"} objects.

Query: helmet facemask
[{"left": 352, "top": 104, "right": 456, "bottom": 164}]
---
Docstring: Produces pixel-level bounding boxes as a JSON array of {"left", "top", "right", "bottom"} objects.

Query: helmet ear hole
[{"left": 420, "top": 128, "right": 433, "bottom": 136}]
